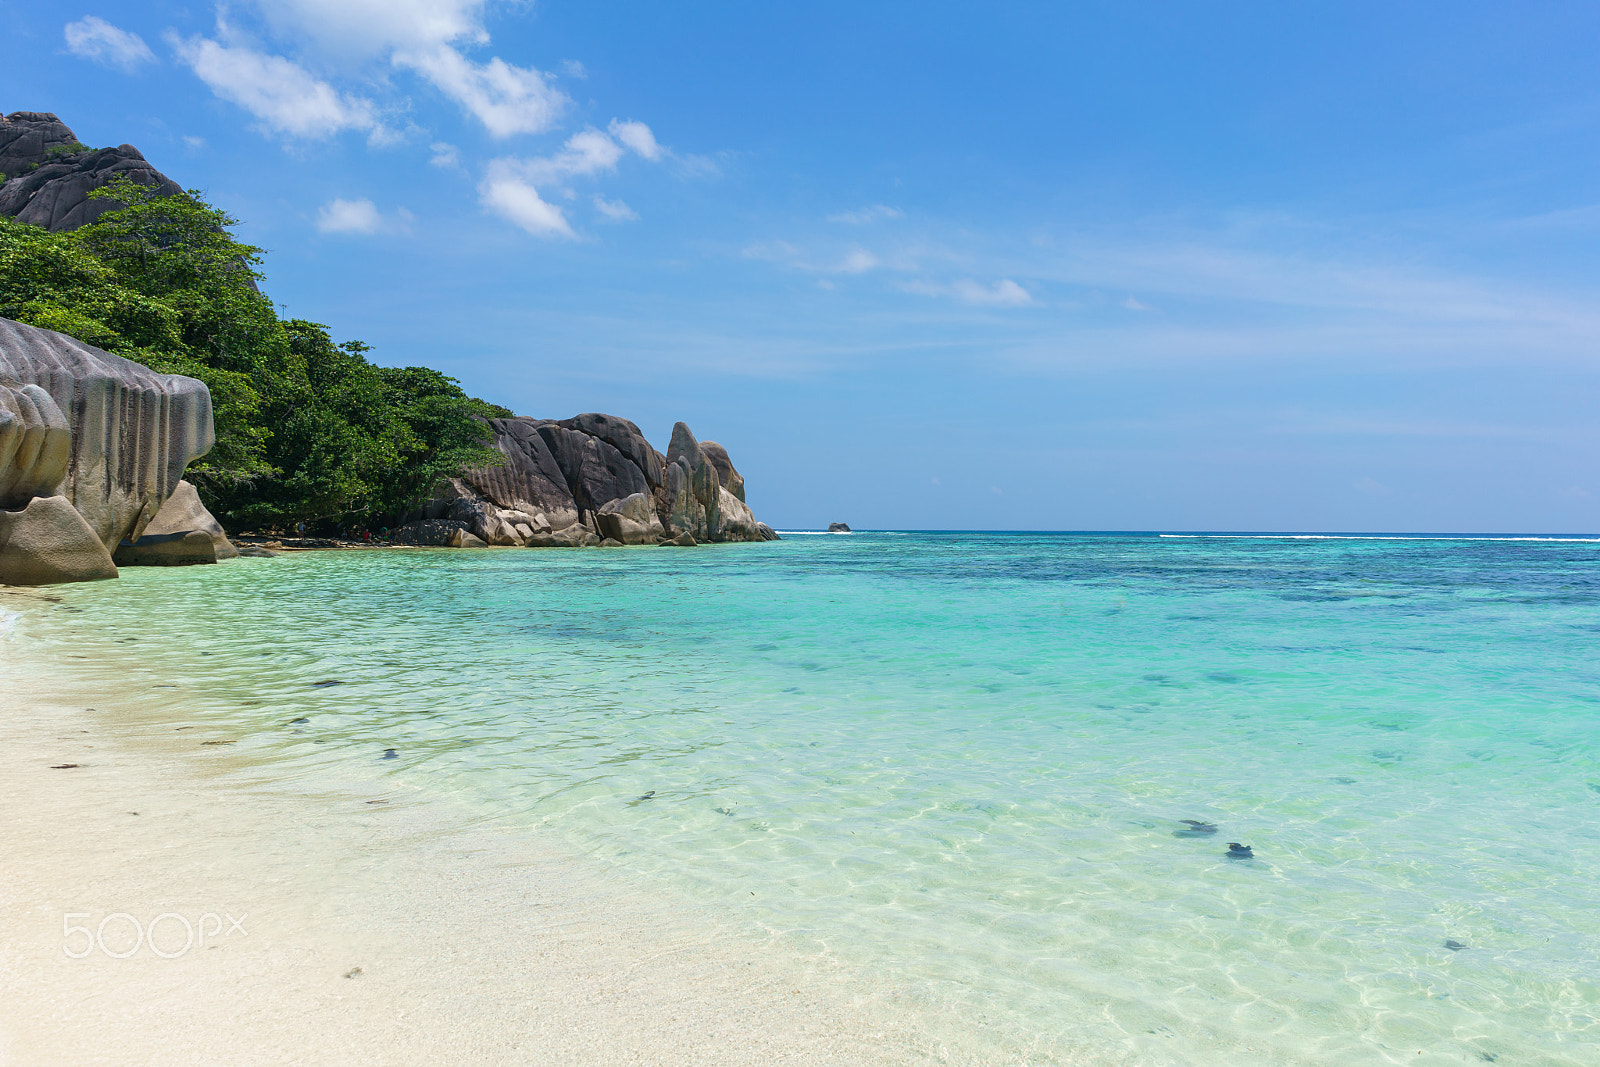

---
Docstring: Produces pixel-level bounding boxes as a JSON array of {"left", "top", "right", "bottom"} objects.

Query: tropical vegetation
[{"left": 0, "top": 179, "right": 507, "bottom": 530}]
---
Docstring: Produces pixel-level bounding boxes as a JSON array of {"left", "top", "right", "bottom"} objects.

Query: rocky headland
[
  {"left": 0, "top": 116, "right": 775, "bottom": 584},
  {"left": 401, "top": 415, "right": 777, "bottom": 548}
]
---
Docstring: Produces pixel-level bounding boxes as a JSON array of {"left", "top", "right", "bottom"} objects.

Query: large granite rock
[
  {"left": 444, "top": 418, "right": 579, "bottom": 533},
  {"left": 557, "top": 413, "right": 665, "bottom": 489},
  {"left": 0, "top": 493, "right": 117, "bottom": 584},
  {"left": 534, "top": 420, "right": 652, "bottom": 517},
  {"left": 411, "top": 411, "right": 775, "bottom": 548},
  {"left": 0, "top": 318, "right": 214, "bottom": 551},
  {"left": 114, "top": 480, "right": 237, "bottom": 566},
  {"left": 595, "top": 492, "right": 666, "bottom": 544},
  {"left": 663, "top": 422, "right": 724, "bottom": 540},
  {"left": 699, "top": 441, "right": 745, "bottom": 502},
  {"left": 0, "top": 380, "right": 71, "bottom": 505},
  {"left": 0, "top": 112, "right": 183, "bottom": 233}
]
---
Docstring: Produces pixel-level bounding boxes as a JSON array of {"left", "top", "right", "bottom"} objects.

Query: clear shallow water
[{"left": 16, "top": 532, "right": 1600, "bottom": 1065}]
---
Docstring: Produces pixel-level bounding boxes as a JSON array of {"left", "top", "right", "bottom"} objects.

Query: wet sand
[{"left": 0, "top": 599, "right": 968, "bottom": 1067}]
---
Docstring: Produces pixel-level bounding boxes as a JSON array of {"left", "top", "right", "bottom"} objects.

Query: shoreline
[{"left": 0, "top": 594, "right": 998, "bottom": 1067}]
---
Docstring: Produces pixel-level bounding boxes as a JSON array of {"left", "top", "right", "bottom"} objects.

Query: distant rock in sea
[
  {"left": 828, "top": 522, "right": 852, "bottom": 533},
  {"left": 0, "top": 112, "right": 183, "bottom": 232}
]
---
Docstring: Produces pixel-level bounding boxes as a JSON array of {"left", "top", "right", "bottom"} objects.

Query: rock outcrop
[
  {"left": 1, "top": 379, "right": 71, "bottom": 504},
  {"left": 0, "top": 112, "right": 183, "bottom": 232},
  {"left": 409, "top": 414, "right": 778, "bottom": 547},
  {"left": 0, "top": 317, "right": 215, "bottom": 550},
  {"left": 2, "top": 316, "right": 223, "bottom": 584},
  {"left": 0, "top": 493, "right": 117, "bottom": 585},
  {"left": 113, "top": 480, "right": 238, "bottom": 566}
]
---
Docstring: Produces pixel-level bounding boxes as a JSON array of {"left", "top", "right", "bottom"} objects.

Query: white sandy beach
[{"left": 0, "top": 592, "right": 1003, "bottom": 1067}]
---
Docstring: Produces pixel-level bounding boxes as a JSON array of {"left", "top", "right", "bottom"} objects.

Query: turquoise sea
[{"left": 14, "top": 531, "right": 1600, "bottom": 1065}]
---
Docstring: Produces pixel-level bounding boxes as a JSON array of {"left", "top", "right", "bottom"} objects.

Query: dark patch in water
[
  {"left": 287, "top": 717, "right": 309, "bottom": 725},
  {"left": 381, "top": 748, "right": 399, "bottom": 759},
  {"left": 1173, "top": 819, "right": 1217, "bottom": 837},
  {"left": 1369, "top": 721, "right": 1404, "bottom": 731},
  {"left": 311, "top": 679, "right": 343, "bottom": 687},
  {"left": 1444, "top": 939, "right": 1468, "bottom": 951},
  {"left": 1205, "top": 672, "right": 1242, "bottom": 684},
  {"left": 1371, "top": 749, "right": 1405, "bottom": 763},
  {"left": 1331, "top": 776, "right": 1357, "bottom": 785},
  {"left": 1587, "top": 783, "right": 1600, "bottom": 795},
  {"left": 752, "top": 644, "right": 778, "bottom": 651}
]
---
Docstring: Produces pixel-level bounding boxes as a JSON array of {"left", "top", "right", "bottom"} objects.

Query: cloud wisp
[
  {"left": 317, "top": 197, "right": 379, "bottom": 234},
  {"left": 393, "top": 46, "right": 567, "bottom": 137},
  {"left": 901, "top": 278, "right": 1034, "bottom": 307},
  {"left": 168, "top": 32, "right": 377, "bottom": 139},
  {"left": 479, "top": 123, "right": 666, "bottom": 237},
  {"left": 594, "top": 197, "right": 639, "bottom": 222},
  {"left": 829, "top": 204, "right": 903, "bottom": 225},
  {"left": 64, "top": 16, "right": 157, "bottom": 72},
  {"left": 162, "top": 1, "right": 570, "bottom": 140}
]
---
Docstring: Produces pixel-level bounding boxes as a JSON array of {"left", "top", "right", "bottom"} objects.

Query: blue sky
[{"left": 4, "top": 1, "right": 1598, "bottom": 531}]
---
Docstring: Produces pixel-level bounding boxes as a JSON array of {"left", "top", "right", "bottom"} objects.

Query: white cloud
[
  {"left": 561, "top": 59, "right": 588, "bottom": 79},
  {"left": 394, "top": 46, "right": 567, "bottom": 138},
  {"left": 1122, "top": 296, "right": 1153, "bottom": 311},
  {"left": 191, "top": 2, "right": 567, "bottom": 138},
  {"left": 594, "top": 196, "right": 638, "bottom": 222},
  {"left": 183, "top": 135, "right": 207, "bottom": 150},
  {"left": 516, "top": 129, "right": 625, "bottom": 184},
  {"left": 251, "top": 0, "right": 487, "bottom": 58},
  {"left": 839, "top": 248, "right": 878, "bottom": 273},
  {"left": 168, "top": 33, "right": 376, "bottom": 138},
  {"left": 829, "top": 204, "right": 903, "bottom": 225},
  {"left": 480, "top": 160, "right": 574, "bottom": 238},
  {"left": 64, "top": 16, "right": 156, "bottom": 72},
  {"left": 481, "top": 122, "right": 667, "bottom": 236},
  {"left": 429, "top": 141, "right": 460, "bottom": 168},
  {"left": 608, "top": 119, "right": 661, "bottom": 161},
  {"left": 743, "top": 241, "right": 889, "bottom": 275},
  {"left": 316, "top": 197, "right": 384, "bottom": 234},
  {"left": 902, "top": 278, "right": 1033, "bottom": 306}
]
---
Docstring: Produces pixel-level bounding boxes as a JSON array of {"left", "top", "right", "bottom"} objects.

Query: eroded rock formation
[
  {"left": 113, "top": 481, "right": 239, "bottom": 566},
  {"left": 2, "top": 316, "right": 229, "bottom": 583},
  {"left": 0, "top": 111, "right": 183, "bottom": 232},
  {"left": 0, "top": 318, "right": 214, "bottom": 550},
  {"left": 406, "top": 414, "right": 778, "bottom": 547}
]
